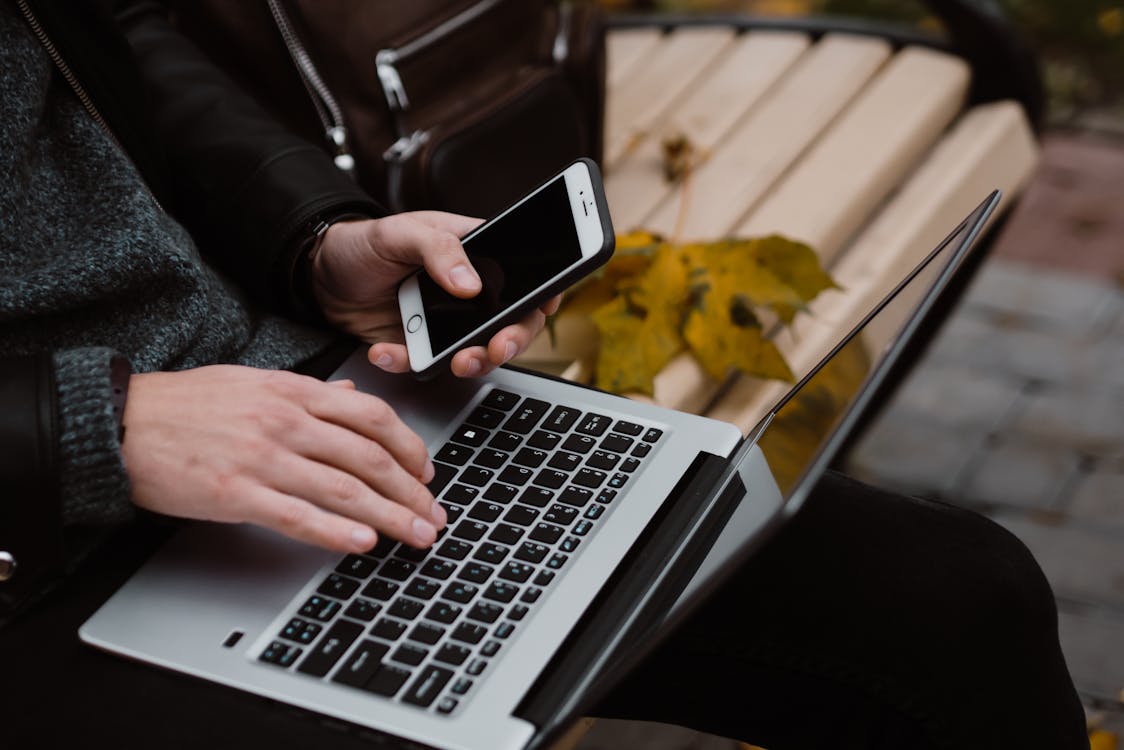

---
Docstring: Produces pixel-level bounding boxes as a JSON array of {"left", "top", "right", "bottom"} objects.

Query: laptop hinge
[{"left": 515, "top": 449, "right": 745, "bottom": 748}]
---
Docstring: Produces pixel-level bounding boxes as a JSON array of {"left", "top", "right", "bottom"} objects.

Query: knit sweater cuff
[{"left": 53, "top": 348, "right": 135, "bottom": 525}]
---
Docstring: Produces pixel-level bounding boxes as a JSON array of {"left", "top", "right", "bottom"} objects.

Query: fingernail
[
  {"left": 422, "top": 459, "right": 436, "bottom": 483},
  {"left": 503, "top": 342, "right": 517, "bottom": 363},
  {"left": 463, "top": 358, "right": 481, "bottom": 377},
  {"left": 431, "top": 501, "right": 447, "bottom": 527},
  {"left": 412, "top": 517, "right": 437, "bottom": 546},
  {"left": 374, "top": 353, "right": 393, "bottom": 369},
  {"left": 351, "top": 527, "right": 376, "bottom": 549},
  {"left": 449, "top": 264, "right": 480, "bottom": 292}
]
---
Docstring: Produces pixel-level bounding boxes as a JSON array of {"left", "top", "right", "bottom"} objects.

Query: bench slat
[
  {"left": 644, "top": 34, "right": 892, "bottom": 241},
  {"left": 603, "top": 28, "right": 738, "bottom": 169},
  {"left": 606, "top": 27, "right": 665, "bottom": 90},
  {"left": 605, "top": 31, "right": 810, "bottom": 232},
  {"left": 736, "top": 46, "right": 971, "bottom": 265},
  {"left": 706, "top": 100, "right": 1039, "bottom": 433}
]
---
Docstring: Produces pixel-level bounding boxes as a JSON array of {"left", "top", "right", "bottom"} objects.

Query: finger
[
  {"left": 370, "top": 216, "right": 481, "bottom": 298},
  {"left": 301, "top": 384, "right": 433, "bottom": 482},
  {"left": 240, "top": 486, "right": 380, "bottom": 554},
  {"left": 411, "top": 211, "right": 484, "bottom": 239},
  {"left": 289, "top": 418, "right": 443, "bottom": 527},
  {"left": 450, "top": 346, "right": 489, "bottom": 378},
  {"left": 329, "top": 379, "right": 356, "bottom": 389},
  {"left": 540, "top": 295, "right": 562, "bottom": 316},
  {"left": 368, "top": 343, "right": 411, "bottom": 373},
  {"left": 485, "top": 310, "right": 547, "bottom": 367},
  {"left": 266, "top": 454, "right": 440, "bottom": 549}
]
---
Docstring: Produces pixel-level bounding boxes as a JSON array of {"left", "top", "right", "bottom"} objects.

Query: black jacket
[{"left": 0, "top": 0, "right": 383, "bottom": 616}]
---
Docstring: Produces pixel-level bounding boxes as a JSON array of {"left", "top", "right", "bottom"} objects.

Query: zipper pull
[
  {"left": 375, "top": 50, "right": 409, "bottom": 112},
  {"left": 326, "top": 126, "right": 355, "bottom": 176},
  {"left": 384, "top": 130, "right": 430, "bottom": 163}
]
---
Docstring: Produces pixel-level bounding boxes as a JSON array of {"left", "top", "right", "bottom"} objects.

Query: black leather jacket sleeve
[
  {"left": 112, "top": 0, "right": 386, "bottom": 316},
  {"left": 0, "top": 355, "right": 63, "bottom": 616}
]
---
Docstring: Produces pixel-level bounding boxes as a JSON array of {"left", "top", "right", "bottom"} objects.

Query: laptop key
[
  {"left": 497, "top": 466, "right": 533, "bottom": 486},
  {"left": 408, "top": 622, "right": 445, "bottom": 646},
  {"left": 298, "top": 595, "right": 341, "bottom": 622},
  {"left": 600, "top": 433, "right": 634, "bottom": 454},
  {"left": 332, "top": 640, "right": 388, "bottom": 687},
  {"left": 502, "top": 398, "right": 549, "bottom": 434},
  {"left": 458, "top": 467, "right": 493, "bottom": 487},
  {"left": 370, "top": 618, "right": 407, "bottom": 642},
  {"left": 450, "top": 425, "right": 489, "bottom": 447},
  {"left": 437, "top": 696, "right": 458, "bottom": 714},
  {"left": 391, "top": 644, "right": 428, "bottom": 667},
  {"left": 436, "top": 539, "right": 473, "bottom": 561},
  {"left": 362, "top": 578, "right": 400, "bottom": 601},
  {"left": 467, "top": 602, "right": 504, "bottom": 624},
  {"left": 586, "top": 450, "right": 620, "bottom": 471},
  {"left": 458, "top": 562, "right": 494, "bottom": 584},
  {"left": 336, "top": 554, "right": 378, "bottom": 579},
  {"left": 419, "top": 559, "right": 457, "bottom": 581},
  {"left": 561, "top": 434, "right": 596, "bottom": 454},
  {"left": 379, "top": 559, "right": 416, "bottom": 582},
  {"left": 642, "top": 427, "right": 664, "bottom": 443},
  {"left": 613, "top": 420, "right": 644, "bottom": 436},
  {"left": 576, "top": 413, "right": 611, "bottom": 437},
  {"left": 483, "top": 581, "right": 519, "bottom": 603},
  {"left": 388, "top": 598, "right": 424, "bottom": 620},
  {"left": 435, "top": 444, "right": 473, "bottom": 466},
  {"left": 529, "top": 523, "right": 564, "bottom": 545},
  {"left": 452, "top": 520, "right": 488, "bottom": 542},
  {"left": 495, "top": 622, "right": 515, "bottom": 639},
  {"left": 451, "top": 678, "right": 473, "bottom": 695},
  {"left": 487, "top": 431, "right": 523, "bottom": 452},
  {"left": 544, "top": 505, "right": 578, "bottom": 526},
  {"left": 480, "top": 640, "right": 501, "bottom": 657},
  {"left": 451, "top": 622, "right": 487, "bottom": 644},
  {"left": 546, "top": 554, "right": 568, "bottom": 570},
  {"left": 280, "top": 618, "right": 321, "bottom": 644},
  {"left": 547, "top": 451, "right": 582, "bottom": 472},
  {"left": 514, "top": 542, "right": 549, "bottom": 564},
  {"left": 631, "top": 442, "right": 652, "bottom": 458},
  {"left": 467, "top": 502, "right": 503, "bottom": 523},
  {"left": 474, "top": 542, "right": 509, "bottom": 565},
  {"left": 473, "top": 448, "right": 508, "bottom": 469},
  {"left": 595, "top": 489, "right": 618, "bottom": 505},
  {"left": 426, "top": 601, "right": 462, "bottom": 624},
  {"left": 363, "top": 664, "right": 411, "bottom": 697},
  {"left": 517, "top": 487, "right": 554, "bottom": 508},
  {"left": 426, "top": 463, "right": 457, "bottom": 498},
  {"left": 442, "top": 581, "right": 478, "bottom": 604},
  {"left": 573, "top": 468, "right": 606, "bottom": 488},
  {"left": 573, "top": 520, "right": 593, "bottom": 536},
  {"left": 543, "top": 405, "right": 581, "bottom": 433},
  {"left": 439, "top": 502, "right": 464, "bottom": 524},
  {"left": 466, "top": 659, "right": 487, "bottom": 676},
  {"left": 318, "top": 573, "right": 360, "bottom": 600},
  {"left": 533, "top": 469, "right": 567, "bottom": 489},
  {"left": 443, "top": 484, "right": 479, "bottom": 506},
  {"left": 499, "top": 562, "right": 534, "bottom": 583},
  {"left": 520, "top": 587, "right": 542, "bottom": 603},
  {"left": 482, "top": 388, "right": 520, "bottom": 411},
  {"left": 403, "top": 665, "right": 454, "bottom": 708},
  {"left": 513, "top": 448, "right": 547, "bottom": 468},
  {"left": 483, "top": 483, "right": 519, "bottom": 504},
  {"left": 621, "top": 457, "right": 641, "bottom": 473},
  {"left": 608, "top": 473, "right": 629, "bottom": 490},
  {"left": 584, "top": 505, "right": 605, "bottom": 520},
  {"left": 434, "top": 643, "right": 471, "bottom": 666},
  {"left": 534, "top": 570, "right": 555, "bottom": 586},
  {"left": 528, "top": 430, "right": 562, "bottom": 451},
  {"left": 395, "top": 545, "right": 429, "bottom": 563},
  {"left": 465, "top": 406, "right": 505, "bottom": 429},
  {"left": 560, "top": 536, "right": 580, "bottom": 553},
  {"left": 509, "top": 604, "right": 529, "bottom": 621},
  {"left": 558, "top": 486, "right": 593, "bottom": 508},
  {"left": 503, "top": 505, "right": 539, "bottom": 526},
  {"left": 297, "top": 619, "right": 362, "bottom": 677},
  {"left": 344, "top": 598, "right": 382, "bottom": 622},
  {"left": 489, "top": 523, "right": 524, "bottom": 545},
  {"left": 260, "top": 640, "right": 302, "bottom": 668}
]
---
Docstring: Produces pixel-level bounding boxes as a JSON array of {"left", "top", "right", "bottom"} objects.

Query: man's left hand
[{"left": 311, "top": 211, "right": 560, "bottom": 377}]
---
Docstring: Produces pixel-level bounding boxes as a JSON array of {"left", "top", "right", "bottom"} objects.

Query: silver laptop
[{"left": 80, "top": 193, "right": 999, "bottom": 750}]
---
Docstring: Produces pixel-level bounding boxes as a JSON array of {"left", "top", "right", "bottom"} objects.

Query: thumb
[{"left": 372, "top": 216, "right": 482, "bottom": 299}]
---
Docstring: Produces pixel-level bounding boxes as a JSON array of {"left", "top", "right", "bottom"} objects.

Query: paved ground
[{"left": 574, "top": 132, "right": 1124, "bottom": 748}]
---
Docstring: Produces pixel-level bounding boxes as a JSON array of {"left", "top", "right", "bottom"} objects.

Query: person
[{"left": 0, "top": 2, "right": 1090, "bottom": 749}]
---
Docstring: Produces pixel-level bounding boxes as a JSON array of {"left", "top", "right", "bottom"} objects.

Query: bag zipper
[
  {"left": 267, "top": 0, "right": 356, "bottom": 175},
  {"left": 15, "top": 0, "right": 165, "bottom": 212}
]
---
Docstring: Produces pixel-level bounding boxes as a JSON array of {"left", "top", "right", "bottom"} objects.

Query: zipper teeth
[
  {"left": 15, "top": 0, "right": 164, "bottom": 214},
  {"left": 266, "top": 0, "right": 345, "bottom": 132},
  {"left": 393, "top": 0, "right": 504, "bottom": 61}
]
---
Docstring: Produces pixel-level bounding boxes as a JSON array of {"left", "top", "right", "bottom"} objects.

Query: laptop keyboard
[{"left": 257, "top": 387, "right": 665, "bottom": 715}]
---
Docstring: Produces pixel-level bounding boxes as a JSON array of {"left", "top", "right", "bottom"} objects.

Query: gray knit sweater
[{"left": 0, "top": 5, "right": 337, "bottom": 527}]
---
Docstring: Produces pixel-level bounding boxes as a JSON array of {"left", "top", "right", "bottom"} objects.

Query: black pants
[{"left": 596, "top": 471, "right": 1090, "bottom": 750}]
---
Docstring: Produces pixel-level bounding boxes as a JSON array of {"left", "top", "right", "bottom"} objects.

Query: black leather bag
[{"left": 170, "top": 0, "right": 606, "bottom": 218}]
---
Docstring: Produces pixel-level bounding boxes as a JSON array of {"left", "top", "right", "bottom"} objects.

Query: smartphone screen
[{"left": 418, "top": 177, "right": 582, "bottom": 355}]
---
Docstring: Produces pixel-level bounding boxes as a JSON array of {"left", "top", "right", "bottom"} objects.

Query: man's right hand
[{"left": 120, "top": 366, "right": 446, "bottom": 552}]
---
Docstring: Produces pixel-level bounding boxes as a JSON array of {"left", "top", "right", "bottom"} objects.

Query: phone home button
[{"left": 406, "top": 314, "right": 423, "bottom": 333}]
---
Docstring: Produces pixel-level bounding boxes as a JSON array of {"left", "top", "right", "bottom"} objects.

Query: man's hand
[
  {"left": 311, "top": 211, "right": 560, "bottom": 377},
  {"left": 120, "top": 366, "right": 446, "bottom": 552}
]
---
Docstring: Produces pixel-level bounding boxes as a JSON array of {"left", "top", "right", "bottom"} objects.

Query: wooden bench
[{"left": 518, "top": 8, "right": 1041, "bottom": 443}]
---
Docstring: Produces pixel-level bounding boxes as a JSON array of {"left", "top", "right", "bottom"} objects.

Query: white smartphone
[{"left": 398, "top": 158, "right": 615, "bottom": 379}]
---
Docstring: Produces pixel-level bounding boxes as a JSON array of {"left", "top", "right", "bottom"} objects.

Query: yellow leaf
[
  {"left": 682, "top": 302, "right": 793, "bottom": 383},
  {"left": 591, "top": 296, "right": 683, "bottom": 395},
  {"left": 1089, "top": 730, "right": 1118, "bottom": 750},
  {"left": 562, "top": 231, "right": 661, "bottom": 317}
]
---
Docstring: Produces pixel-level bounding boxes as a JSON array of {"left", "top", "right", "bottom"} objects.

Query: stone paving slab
[
  {"left": 991, "top": 513, "right": 1124, "bottom": 611},
  {"left": 575, "top": 719, "right": 739, "bottom": 750},
  {"left": 1068, "top": 469, "right": 1124, "bottom": 530},
  {"left": 1012, "top": 384, "right": 1124, "bottom": 458},
  {"left": 1057, "top": 604, "right": 1124, "bottom": 704},
  {"left": 958, "top": 435, "right": 1083, "bottom": 511},
  {"left": 872, "top": 360, "right": 1025, "bottom": 434}
]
